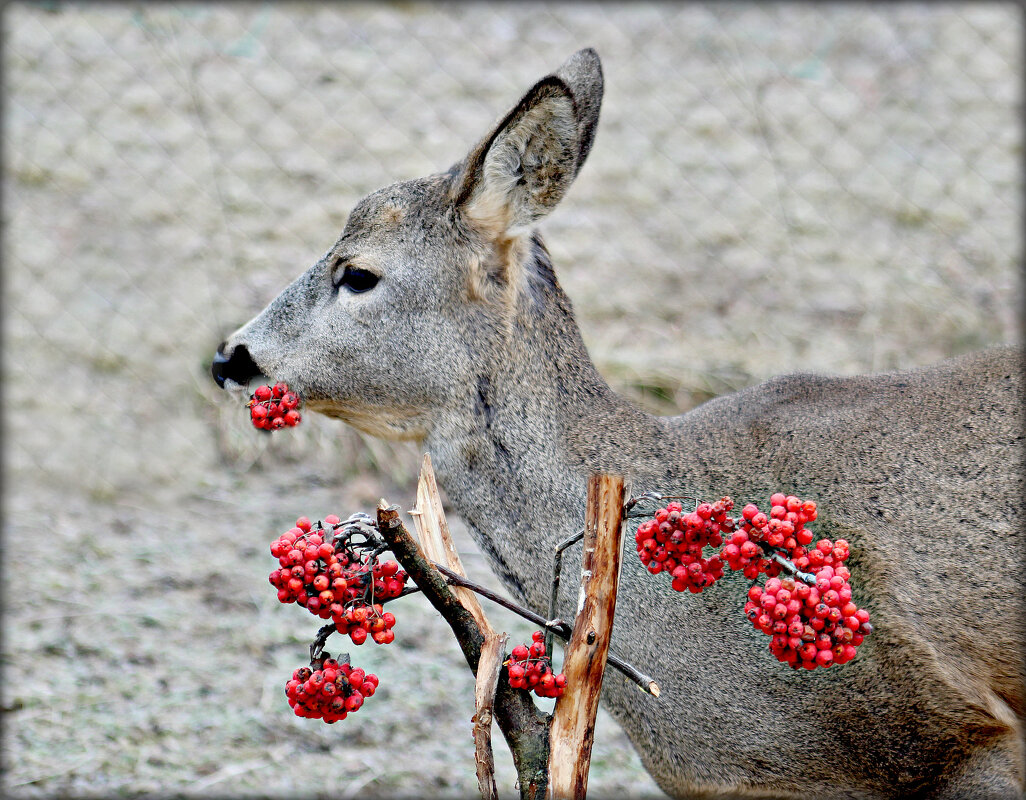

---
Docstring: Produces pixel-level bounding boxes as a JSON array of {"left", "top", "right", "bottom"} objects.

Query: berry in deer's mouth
[{"left": 247, "top": 382, "right": 302, "bottom": 430}]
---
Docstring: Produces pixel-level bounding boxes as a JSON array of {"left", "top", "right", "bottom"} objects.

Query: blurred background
[{"left": 3, "top": 3, "right": 1021, "bottom": 798}]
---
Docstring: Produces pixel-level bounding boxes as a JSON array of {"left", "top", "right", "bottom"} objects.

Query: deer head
[{"left": 211, "top": 49, "right": 604, "bottom": 445}]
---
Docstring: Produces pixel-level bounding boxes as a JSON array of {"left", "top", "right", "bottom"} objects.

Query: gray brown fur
[{"left": 212, "top": 49, "right": 1024, "bottom": 798}]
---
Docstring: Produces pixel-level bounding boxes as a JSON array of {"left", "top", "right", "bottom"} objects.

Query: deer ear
[{"left": 454, "top": 48, "right": 604, "bottom": 235}]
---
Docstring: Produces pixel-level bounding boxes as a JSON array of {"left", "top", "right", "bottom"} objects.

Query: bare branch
[
  {"left": 375, "top": 502, "right": 550, "bottom": 799},
  {"left": 433, "top": 562, "right": 659, "bottom": 697},
  {"left": 546, "top": 528, "right": 583, "bottom": 657}
]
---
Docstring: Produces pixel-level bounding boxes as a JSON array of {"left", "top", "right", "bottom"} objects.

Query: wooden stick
[
  {"left": 410, "top": 454, "right": 495, "bottom": 635},
  {"left": 546, "top": 473, "right": 627, "bottom": 800},
  {"left": 375, "top": 501, "right": 550, "bottom": 800},
  {"left": 409, "top": 456, "right": 509, "bottom": 800},
  {"left": 474, "top": 631, "right": 509, "bottom": 800}
]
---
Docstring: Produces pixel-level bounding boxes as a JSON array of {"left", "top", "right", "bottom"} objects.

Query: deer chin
[{"left": 304, "top": 397, "right": 430, "bottom": 442}]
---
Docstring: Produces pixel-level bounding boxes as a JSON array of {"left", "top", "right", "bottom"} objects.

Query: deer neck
[{"left": 424, "top": 239, "right": 673, "bottom": 606}]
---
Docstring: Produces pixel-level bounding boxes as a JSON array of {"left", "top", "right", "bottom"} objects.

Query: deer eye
[{"left": 334, "top": 265, "right": 380, "bottom": 294}]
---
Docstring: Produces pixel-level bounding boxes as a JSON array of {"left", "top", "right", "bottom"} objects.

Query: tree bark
[
  {"left": 474, "top": 631, "right": 508, "bottom": 800},
  {"left": 545, "top": 473, "right": 626, "bottom": 800}
]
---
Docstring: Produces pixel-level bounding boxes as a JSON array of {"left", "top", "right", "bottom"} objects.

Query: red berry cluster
[
  {"left": 634, "top": 492, "right": 872, "bottom": 670},
  {"left": 746, "top": 566, "right": 871, "bottom": 670},
  {"left": 285, "top": 654, "right": 379, "bottom": 723},
  {"left": 634, "top": 497, "right": 733, "bottom": 592},
  {"left": 721, "top": 492, "right": 818, "bottom": 579},
  {"left": 248, "top": 382, "right": 302, "bottom": 430},
  {"left": 505, "top": 631, "right": 567, "bottom": 698},
  {"left": 268, "top": 515, "right": 407, "bottom": 645}
]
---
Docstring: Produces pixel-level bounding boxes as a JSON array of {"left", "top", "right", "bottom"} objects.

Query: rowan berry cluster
[
  {"left": 720, "top": 492, "right": 818, "bottom": 579},
  {"left": 634, "top": 492, "right": 872, "bottom": 670},
  {"left": 506, "top": 631, "right": 567, "bottom": 698},
  {"left": 268, "top": 515, "right": 407, "bottom": 645},
  {"left": 285, "top": 653, "right": 379, "bottom": 723},
  {"left": 247, "top": 382, "right": 302, "bottom": 430},
  {"left": 746, "top": 566, "right": 871, "bottom": 670},
  {"left": 634, "top": 497, "right": 732, "bottom": 592}
]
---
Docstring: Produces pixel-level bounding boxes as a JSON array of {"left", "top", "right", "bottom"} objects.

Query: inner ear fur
[
  {"left": 455, "top": 76, "right": 579, "bottom": 236},
  {"left": 452, "top": 49, "right": 603, "bottom": 305}
]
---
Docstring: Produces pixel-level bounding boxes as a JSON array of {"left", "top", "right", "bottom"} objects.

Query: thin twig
[
  {"left": 434, "top": 562, "right": 660, "bottom": 697},
  {"left": 436, "top": 563, "right": 572, "bottom": 638},
  {"left": 546, "top": 528, "right": 583, "bottom": 656}
]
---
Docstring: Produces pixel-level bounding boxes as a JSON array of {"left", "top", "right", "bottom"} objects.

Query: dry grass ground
[{"left": 3, "top": 4, "right": 1021, "bottom": 799}]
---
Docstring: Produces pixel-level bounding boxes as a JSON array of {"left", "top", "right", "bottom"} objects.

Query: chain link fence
[{"left": 3, "top": 3, "right": 1021, "bottom": 798}]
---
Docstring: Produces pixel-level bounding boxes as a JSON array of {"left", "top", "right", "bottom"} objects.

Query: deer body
[{"left": 212, "top": 50, "right": 1024, "bottom": 798}]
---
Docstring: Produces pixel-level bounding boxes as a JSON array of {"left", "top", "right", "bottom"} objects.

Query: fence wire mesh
[{"left": 2, "top": 3, "right": 1021, "bottom": 798}]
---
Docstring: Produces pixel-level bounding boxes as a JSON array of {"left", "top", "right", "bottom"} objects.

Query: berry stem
[
  {"left": 309, "top": 622, "right": 337, "bottom": 662},
  {"left": 546, "top": 527, "right": 583, "bottom": 656},
  {"left": 759, "top": 542, "right": 817, "bottom": 585},
  {"left": 623, "top": 491, "right": 699, "bottom": 518}
]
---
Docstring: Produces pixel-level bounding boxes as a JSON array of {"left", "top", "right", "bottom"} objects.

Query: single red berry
[
  {"left": 350, "top": 627, "right": 368, "bottom": 645},
  {"left": 344, "top": 693, "right": 364, "bottom": 712}
]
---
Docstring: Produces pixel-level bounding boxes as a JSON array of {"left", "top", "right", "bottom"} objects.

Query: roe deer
[{"left": 211, "top": 49, "right": 1024, "bottom": 798}]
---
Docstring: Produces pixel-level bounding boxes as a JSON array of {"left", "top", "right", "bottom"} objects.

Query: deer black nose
[{"left": 211, "top": 342, "right": 261, "bottom": 388}]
